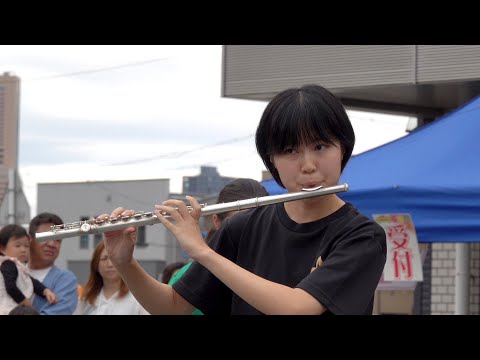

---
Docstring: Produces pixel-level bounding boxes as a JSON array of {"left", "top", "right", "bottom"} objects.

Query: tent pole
[{"left": 454, "top": 243, "right": 470, "bottom": 315}]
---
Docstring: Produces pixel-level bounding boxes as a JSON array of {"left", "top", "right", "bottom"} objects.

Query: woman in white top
[{"left": 74, "top": 240, "right": 148, "bottom": 315}]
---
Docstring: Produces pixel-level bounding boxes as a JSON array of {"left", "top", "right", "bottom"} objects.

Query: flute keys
[
  {"left": 81, "top": 223, "right": 91, "bottom": 232},
  {"left": 34, "top": 184, "right": 349, "bottom": 242}
]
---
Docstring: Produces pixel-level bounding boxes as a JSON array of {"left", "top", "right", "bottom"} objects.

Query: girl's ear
[
  {"left": 212, "top": 214, "right": 222, "bottom": 230},
  {"left": 270, "top": 156, "right": 275, "bottom": 166}
]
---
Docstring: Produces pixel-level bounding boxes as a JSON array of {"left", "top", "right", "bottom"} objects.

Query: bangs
[
  {"left": 255, "top": 84, "right": 355, "bottom": 187},
  {"left": 266, "top": 95, "right": 339, "bottom": 155}
]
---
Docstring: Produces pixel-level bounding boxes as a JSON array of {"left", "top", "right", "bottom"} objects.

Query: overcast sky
[{"left": 0, "top": 45, "right": 410, "bottom": 214}]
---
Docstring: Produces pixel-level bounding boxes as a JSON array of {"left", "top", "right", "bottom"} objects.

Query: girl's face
[
  {"left": 2, "top": 235, "right": 31, "bottom": 263},
  {"left": 272, "top": 141, "right": 343, "bottom": 193},
  {"left": 98, "top": 248, "right": 120, "bottom": 282}
]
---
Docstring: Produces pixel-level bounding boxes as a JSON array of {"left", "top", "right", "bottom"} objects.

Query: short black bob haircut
[{"left": 255, "top": 84, "right": 355, "bottom": 188}]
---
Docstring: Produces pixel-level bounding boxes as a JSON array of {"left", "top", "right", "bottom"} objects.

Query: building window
[
  {"left": 93, "top": 233, "right": 103, "bottom": 249},
  {"left": 79, "top": 216, "right": 89, "bottom": 249},
  {"left": 137, "top": 226, "right": 146, "bottom": 247}
]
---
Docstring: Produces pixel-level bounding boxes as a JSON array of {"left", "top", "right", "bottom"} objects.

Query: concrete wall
[{"left": 36, "top": 179, "right": 180, "bottom": 282}]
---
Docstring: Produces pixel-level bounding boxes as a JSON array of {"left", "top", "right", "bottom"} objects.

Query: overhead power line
[
  {"left": 349, "top": 114, "right": 410, "bottom": 126},
  {"left": 28, "top": 57, "right": 169, "bottom": 81},
  {"left": 108, "top": 134, "right": 254, "bottom": 166},
  {"left": 165, "top": 150, "right": 259, "bottom": 171}
]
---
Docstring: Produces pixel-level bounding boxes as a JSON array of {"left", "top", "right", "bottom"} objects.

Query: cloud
[{"left": 2, "top": 45, "right": 409, "bottom": 215}]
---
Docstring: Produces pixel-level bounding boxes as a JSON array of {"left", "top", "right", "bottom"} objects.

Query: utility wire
[
  {"left": 108, "top": 134, "right": 254, "bottom": 166},
  {"left": 27, "top": 57, "right": 169, "bottom": 81},
  {"left": 165, "top": 150, "right": 260, "bottom": 171},
  {"left": 349, "top": 114, "right": 411, "bottom": 126}
]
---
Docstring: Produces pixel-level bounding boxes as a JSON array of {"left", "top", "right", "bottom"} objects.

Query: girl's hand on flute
[
  {"left": 97, "top": 208, "right": 137, "bottom": 271},
  {"left": 155, "top": 196, "right": 209, "bottom": 260}
]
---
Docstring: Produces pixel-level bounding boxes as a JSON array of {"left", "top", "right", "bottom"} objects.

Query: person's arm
[
  {"left": 37, "top": 271, "right": 77, "bottom": 315},
  {"left": 31, "top": 276, "right": 57, "bottom": 304},
  {"left": 113, "top": 258, "right": 195, "bottom": 315},
  {"left": 1, "top": 260, "right": 27, "bottom": 304},
  {"left": 101, "top": 208, "right": 195, "bottom": 315},
  {"left": 156, "top": 197, "right": 327, "bottom": 315},
  {"left": 198, "top": 248, "right": 326, "bottom": 315},
  {"left": 31, "top": 275, "right": 47, "bottom": 296}
]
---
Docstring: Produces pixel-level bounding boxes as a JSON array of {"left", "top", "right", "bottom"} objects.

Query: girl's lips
[{"left": 302, "top": 183, "right": 321, "bottom": 189}]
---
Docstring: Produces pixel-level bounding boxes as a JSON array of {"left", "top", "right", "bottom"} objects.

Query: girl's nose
[{"left": 300, "top": 151, "right": 317, "bottom": 173}]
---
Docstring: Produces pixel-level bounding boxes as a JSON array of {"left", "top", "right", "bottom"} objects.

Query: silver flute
[{"left": 35, "top": 183, "right": 348, "bottom": 242}]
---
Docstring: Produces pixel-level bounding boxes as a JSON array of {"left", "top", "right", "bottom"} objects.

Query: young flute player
[{"left": 100, "top": 84, "right": 387, "bottom": 315}]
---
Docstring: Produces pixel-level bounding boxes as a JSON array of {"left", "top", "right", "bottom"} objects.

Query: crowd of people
[
  {"left": 1, "top": 214, "right": 77, "bottom": 315},
  {"left": 0, "top": 177, "right": 274, "bottom": 316},
  {"left": 1, "top": 84, "right": 386, "bottom": 316},
  {"left": 0, "top": 178, "right": 272, "bottom": 316}
]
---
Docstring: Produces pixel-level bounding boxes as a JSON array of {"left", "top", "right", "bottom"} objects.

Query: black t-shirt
[{"left": 173, "top": 202, "right": 386, "bottom": 315}]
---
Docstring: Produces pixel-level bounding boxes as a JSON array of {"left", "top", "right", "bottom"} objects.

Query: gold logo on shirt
[{"left": 310, "top": 256, "right": 323, "bottom": 273}]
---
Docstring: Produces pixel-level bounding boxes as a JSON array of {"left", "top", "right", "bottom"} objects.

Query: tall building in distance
[
  {"left": 0, "top": 72, "right": 20, "bottom": 168},
  {"left": 182, "top": 165, "right": 235, "bottom": 196},
  {"left": 0, "top": 72, "right": 30, "bottom": 225}
]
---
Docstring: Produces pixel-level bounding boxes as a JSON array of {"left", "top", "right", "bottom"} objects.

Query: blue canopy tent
[{"left": 262, "top": 95, "right": 480, "bottom": 243}]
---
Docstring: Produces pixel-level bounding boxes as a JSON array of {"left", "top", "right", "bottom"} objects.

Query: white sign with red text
[{"left": 373, "top": 214, "right": 423, "bottom": 282}]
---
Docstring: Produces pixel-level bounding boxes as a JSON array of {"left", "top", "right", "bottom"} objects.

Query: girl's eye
[
  {"left": 315, "top": 144, "right": 326, "bottom": 151},
  {"left": 283, "top": 148, "right": 295, "bottom": 154}
]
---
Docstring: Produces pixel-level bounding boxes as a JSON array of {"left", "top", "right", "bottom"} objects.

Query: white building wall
[
  {"left": 470, "top": 243, "right": 480, "bottom": 315},
  {"left": 430, "top": 243, "right": 456, "bottom": 314},
  {"left": 37, "top": 179, "right": 179, "bottom": 283},
  {"left": 430, "top": 243, "right": 480, "bottom": 314}
]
